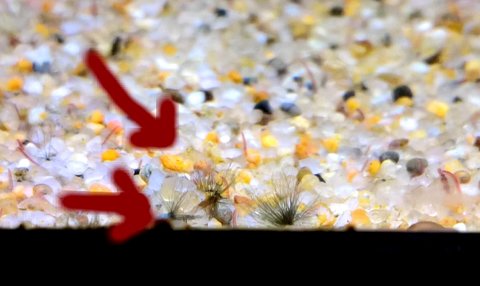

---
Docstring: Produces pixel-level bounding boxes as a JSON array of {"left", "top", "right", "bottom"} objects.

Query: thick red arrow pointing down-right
[{"left": 85, "top": 49, "right": 177, "bottom": 149}]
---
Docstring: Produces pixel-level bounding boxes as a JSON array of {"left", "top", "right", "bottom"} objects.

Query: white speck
[
  {"left": 63, "top": 42, "right": 81, "bottom": 56},
  {"left": 400, "top": 117, "right": 418, "bottom": 131},
  {"left": 155, "top": 57, "right": 179, "bottom": 71},
  {"left": 26, "top": 45, "right": 52, "bottom": 64},
  {"left": 219, "top": 89, "right": 243, "bottom": 108},
  {"left": 23, "top": 78, "right": 43, "bottom": 95},
  {"left": 453, "top": 223, "right": 467, "bottom": 232},
  {"left": 185, "top": 91, "right": 205, "bottom": 107},
  {"left": 327, "top": 153, "right": 341, "bottom": 163},
  {"left": 200, "top": 77, "right": 220, "bottom": 90},
  {"left": 284, "top": 3, "right": 302, "bottom": 17},
  {"left": 219, "top": 134, "right": 231, "bottom": 143},
  {"left": 459, "top": 184, "right": 479, "bottom": 196},
  {"left": 17, "top": 159, "right": 31, "bottom": 169},
  {"left": 147, "top": 170, "right": 166, "bottom": 192},
  {"left": 61, "top": 21, "right": 83, "bottom": 35},
  {"left": 415, "top": 21, "right": 433, "bottom": 32},
  {"left": 410, "top": 61, "right": 430, "bottom": 74},
  {"left": 334, "top": 211, "right": 351, "bottom": 228},
  {"left": 51, "top": 86, "right": 71, "bottom": 98},
  {"left": 28, "top": 106, "right": 46, "bottom": 125},
  {"left": 329, "top": 203, "right": 349, "bottom": 216},
  {"left": 67, "top": 153, "right": 89, "bottom": 175},
  {"left": 370, "top": 18, "right": 385, "bottom": 30},
  {"left": 223, "top": 148, "right": 242, "bottom": 159}
]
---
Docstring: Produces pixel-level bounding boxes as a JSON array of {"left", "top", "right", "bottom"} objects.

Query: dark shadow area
[{"left": 1, "top": 221, "right": 479, "bottom": 260}]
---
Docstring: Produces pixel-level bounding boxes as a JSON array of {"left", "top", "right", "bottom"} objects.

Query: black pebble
[
  {"left": 358, "top": 82, "right": 368, "bottom": 91},
  {"left": 379, "top": 151, "right": 400, "bottom": 163},
  {"left": 248, "top": 13, "right": 258, "bottom": 23},
  {"left": 266, "top": 36, "right": 277, "bottom": 45},
  {"left": 409, "top": 10, "right": 423, "bottom": 20},
  {"left": 315, "top": 173, "right": 326, "bottom": 183},
  {"left": 293, "top": 75, "right": 303, "bottom": 83},
  {"left": 75, "top": 174, "right": 84, "bottom": 179},
  {"left": 215, "top": 8, "right": 228, "bottom": 17},
  {"left": 254, "top": 100, "right": 273, "bottom": 115},
  {"left": 306, "top": 82, "right": 315, "bottom": 91},
  {"left": 268, "top": 58, "right": 288, "bottom": 76},
  {"left": 243, "top": 77, "right": 255, "bottom": 85},
  {"left": 22, "top": 139, "right": 30, "bottom": 145},
  {"left": 452, "top": 96, "right": 462, "bottom": 103},
  {"left": 203, "top": 90, "right": 214, "bottom": 102},
  {"left": 382, "top": 34, "right": 392, "bottom": 47},
  {"left": 329, "top": 43, "right": 339, "bottom": 50},
  {"left": 424, "top": 51, "right": 442, "bottom": 65},
  {"left": 343, "top": 90, "right": 356, "bottom": 101},
  {"left": 133, "top": 168, "right": 140, "bottom": 176},
  {"left": 329, "top": 6, "right": 344, "bottom": 16},
  {"left": 54, "top": 34, "right": 65, "bottom": 44},
  {"left": 111, "top": 36, "right": 122, "bottom": 57},
  {"left": 392, "top": 85, "right": 413, "bottom": 102},
  {"left": 280, "top": 102, "right": 301, "bottom": 116}
]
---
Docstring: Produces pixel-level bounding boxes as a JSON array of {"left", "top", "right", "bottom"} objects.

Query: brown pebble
[
  {"left": 389, "top": 138, "right": 409, "bottom": 149},
  {"left": 258, "top": 114, "right": 273, "bottom": 125},
  {"left": 406, "top": 158, "right": 428, "bottom": 177},
  {"left": 163, "top": 89, "right": 184, "bottom": 104},
  {"left": 475, "top": 136, "right": 480, "bottom": 150}
]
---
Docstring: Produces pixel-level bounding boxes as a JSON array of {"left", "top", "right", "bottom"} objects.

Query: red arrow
[
  {"left": 59, "top": 49, "right": 177, "bottom": 243},
  {"left": 60, "top": 169, "right": 154, "bottom": 243},
  {"left": 84, "top": 49, "right": 177, "bottom": 148}
]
